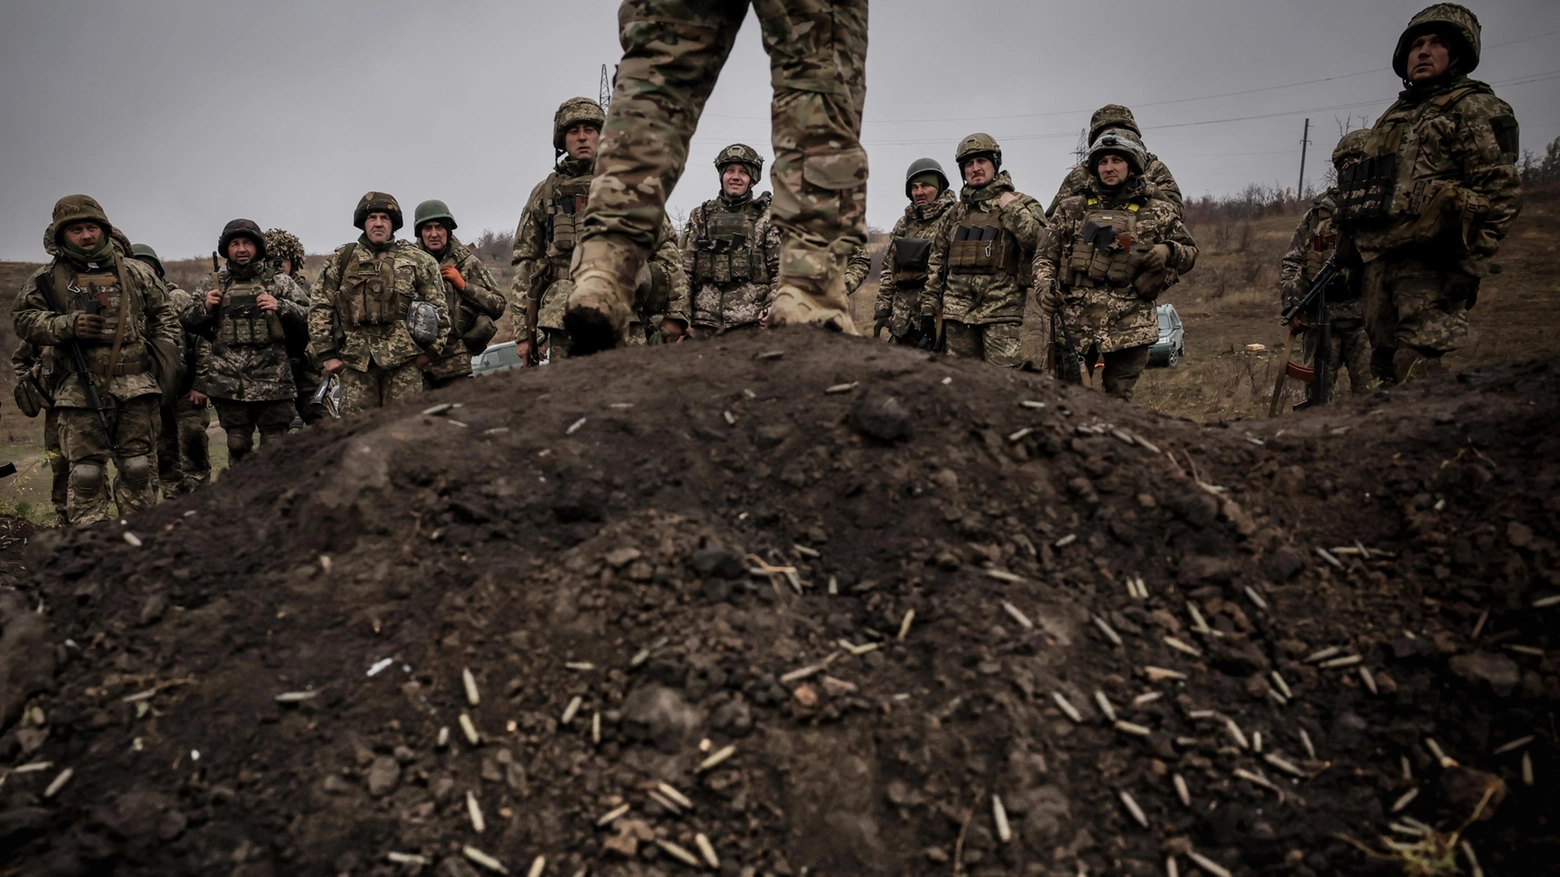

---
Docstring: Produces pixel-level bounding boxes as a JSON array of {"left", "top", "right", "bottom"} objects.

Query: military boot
[
  {"left": 767, "top": 245, "right": 859, "bottom": 334},
  {"left": 563, "top": 240, "right": 639, "bottom": 356},
  {"left": 1392, "top": 347, "right": 1443, "bottom": 384}
]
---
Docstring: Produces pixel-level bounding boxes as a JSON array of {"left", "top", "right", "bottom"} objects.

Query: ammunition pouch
[
  {"left": 1066, "top": 202, "right": 1140, "bottom": 289},
  {"left": 461, "top": 314, "right": 498, "bottom": 354},
  {"left": 14, "top": 370, "right": 49, "bottom": 418},
  {"left": 891, "top": 236, "right": 932, "bottom": 286},
  {"left": 694, "top": 208, "right": 769, "bottom": 286},
  {"left": 339, "top": 259, "right": 399, "bottom": 327},
  {"left": 218, "top": 284, "right": 286, "bottom": 347},
  {"left": 948, "top": 211, "right": 1018, "bottom": 276},
  {"left": 546, "top": 176, "right": 593, "bottom": 262},
  {"left": 405, "top": 299, "right": 441, "bottom": 348},
  {"left": 66, "top": 271, "right": 140, "bottom": 347}
]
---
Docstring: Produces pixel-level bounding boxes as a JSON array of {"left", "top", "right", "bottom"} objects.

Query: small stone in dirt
[
  {"left": 692, "top": 546, "right": 747, "bottom": 580},
  {"left": 604, "top": 547, "right": 642, "bottom": 569},
  {"left": 1261, "top": 547, "right": 1305, "bottom": 582},
  {"left": 792, "top": 684, "right": 818, "bottom": 708},
  {"left": 847, "top": 390, "right": 912, "bottom": 443},
  {"left": 1507, "top": 520, "right": 1533, "bottom": 548},
  {"left": 710, "top": 695, "right": 753, "bottom": 737},
  {"left": 367, "top": 756, "right": 400, "bottom": 797},
  {"left": 620, "top": 685, "right": 700, "bottom": 752},
  {"left": 1449, "top": 651, "right": 1521, "bottom": 697},
  {"left": 137, "top": 593, "right": 168, "bottom": 626}
]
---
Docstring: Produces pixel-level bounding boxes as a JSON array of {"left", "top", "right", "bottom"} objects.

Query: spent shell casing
[
  {"left": 43, "top": 767, "right": 73, "bottom": 798},
  {"left": 1173, "top": 773, "right": 1191, "bottom": 807},
  {"left": 467, "top": 791, "right": 486, "bottom": 832},
  {"left": 1133, "top": 692, "right": 1163, "bottom": 707},
  {"left": 699, "top": 744, "right": 736, "bottom": 772},
  {"left": 898, "top": 609, "right": 915, "bottom": 640},
  {"left": 647, "top": 791, "right": 681, "bottom": 815},
  {"left": 1359, "top": 666, "right": 1379, "bottom": 695},
  {"left": 1522, "top": 751, "right": 1534, "bottom": 786},
  {"left": 657, "top": 782, "right": 693, "bottom": 809},
  {"left": 463, "top": 846, "right": 508, "bottom": 874},
  {"left": 460, "top": 713, "right": 481, "bottom": 746},
  {"left": 1305, "top": 646, "right": 1342, "bottom": 663},
  {"left": 1094, "top": 690, "right": 1117, "bottom": 722},
  {"left": 1093, "top": 616, "right": 1123, "bottom": 647},
  {"left": 1115, "top": 720, "right": 1153, "bottom": 737},
  {"left": 1145, "top": 666, "right": 1187, "bottom": 681},
  {"left": 463, "top": 667, "right": 481, "bottom": 706},
  {"left": 992, "top": 794, "right": 1012, "bottom": 843},
  {"left": 1493, "top": 735, "right": 1535, "bottom": 755},
  {"left": 1119, "top": 790, "right": 1149, "bottom": 828},
  {"left": 1234, "top": 768, "right": 1278, "bottom": 793},
  {"left": 527, "top": 857, "right": 546, "bottom": 877},
  {"left": 1243, "top": 586, "right": 1270, "bottom": 611},
  {"left": 1390, "top": 787, "right": 1419, "bottom": 813},
  {"left": 1264, "top": 753, "right": 1306, "bottom": 778},
  {"left": 561, "top": 696, "right": 582, "bottom": 726},
  {"left": 1270, "top": 671, "right": 1293, "bottom": 700},
  {"left": 1051, "top": 692, "right": 1084, "bottom": 724},
  {"left": 655, "top": 840, "right": 701, "bottom": 867},
  {"left": 695, "top": 833, "right": 720, "bottom": 868},
  {"left": 1164, "top": 636, "right": 1202, "bottom": 657},
  {"left": 1187, "top": 852, "right": 1232, "bottom": 877},
  {"left": 1300, "top": 729, "right": 1317, "bottom": 760},
  {"left": 596, "top": 803, "right": 631, "bottom": 826},
  {"left": 1002, "top": 601, "right": 1034, "bottom": 629},
  {"left": 1319, "top": 655, "right": 1362, "bottom": 669}
]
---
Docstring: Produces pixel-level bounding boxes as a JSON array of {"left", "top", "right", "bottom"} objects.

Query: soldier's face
[
  {"left": 364, "top": 212, "right": 394, "bottom": 244},
  {"left": 279, "top": 258, "right": 295, "bottom": 274},
  {"left": 227, "top": 236, "right": 257, "bottom": 265},
  {"left": 722, "top": 165, "right": 752, "bottom": 197},
  {"left": 963, "top": 158, "right": 994, "bottom": 186},
  {"left": 61, "top": 221, "right": 103, "bottom": 251},
  {"left": 1096, "top": 155, "right": 1130, "bottom": 187},
  {"left": 910, "top": 181, "right": 940, "bottom": 206},
  {"left": 1407, "top": 33, "right": 1451, "bottom": 81},
  {"left": 566, "top": 123, "right": 600, "bottom": 160},
  {"left": 420, "top": 222, "right": 449, "bottom": 253}
]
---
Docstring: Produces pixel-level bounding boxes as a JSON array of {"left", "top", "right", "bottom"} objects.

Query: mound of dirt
[{"left": 1, "top": 330, "right": 1555, "bottom": 877}]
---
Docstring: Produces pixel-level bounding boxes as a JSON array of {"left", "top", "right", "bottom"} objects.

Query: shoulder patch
[{"left": 1489, "top": 114, "right": 1520, "bottom": 159}]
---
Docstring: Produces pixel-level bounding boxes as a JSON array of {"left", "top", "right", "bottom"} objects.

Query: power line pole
[
  {"left": 599, "top": 64, "right": 611, "bottom": 111},
  {"left": 1297, "top": 117, "right": 1311, "bottom": 197},
  {"left": 1072, "top": 128, "right": 1088, "bottom": 167}
]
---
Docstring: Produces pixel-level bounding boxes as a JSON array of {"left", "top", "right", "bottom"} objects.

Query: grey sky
[{"left": 2, "top": 0, "right": 1556, "bottom": 262}]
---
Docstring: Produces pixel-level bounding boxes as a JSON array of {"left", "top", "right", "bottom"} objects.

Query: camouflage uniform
[
  {"left": 13, "top": 195, "right": 182, "bottom": 526},
  {"left": 683, "top": 187, "right": 782, "bottom": 333},
  {"left": 266, "top": 228, "right": 327, "bottom": 425},
  {"left": 129, "top": 244, "right": 211, "bottom": 497},
  {"left": 308, "top": 193, "right": 448, "bottom": 415},
  {"left": 629, "top": 216, "right": 692, "bottom": 343},
  {"left": 414, "top": 202, "right": 507, "bottom": 387},
  {"left": 10, "top": 342, "right": 69, "bottom": 524},
  {"left": 565, "top": 0, "right": 869, "bottom": 351},
  {"left": 1337, "top": 4, "right": 1521, "bottom": 383},
  {"left": 843, "top": 244, "right": 871, "bottom": 296},
  {"left": 922, "top": 136, "right": 1046, "bottom": 368},
  {"left": 878, "top": 159, "right": 956, "bottom": 344},
  {"left": 1047, "top": 105, "right": 1182, "bottom": 218},
  {"left": 181, "top": 224, "right": 308, "bottom": 464},
  {"left": 1036, "top": 134, "right": 1198, "bottom": 402},
  {"left": 512, "top": 151, "right": 598, "bottom": 359}
]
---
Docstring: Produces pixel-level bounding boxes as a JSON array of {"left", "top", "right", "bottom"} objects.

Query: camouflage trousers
[
  {"left": 1084, "top": 344, "right": 1152, "bottom": 402},
  {"left": 214, "top": 399, "right": 295, "bottom": 465},
  {"left": 292, "top": 356, "right": 329, "bottom": 426},
  {"left": 944, "top": 321, "right": 1023, "bottom": 368},
  {"left": 1301, "top": 320, "right": 1372, "bottom": 396},
  {"left": 42, "top": 407, "right": 68, "bottom": 524},
  {"left": 575, "top": 0, "right": 868, "bottom": 319},
  {"left": 158, "top": 398, "right": 211, "bottom": 497},
  {"left": 339, "top": 363, "right": 426, "bottom": 415},
  {"left": 1363, "top": 256, "right": 1474, "bottom": 382},
  {"left": 58, "top": 394, "right": 161, "bottom": 527}
]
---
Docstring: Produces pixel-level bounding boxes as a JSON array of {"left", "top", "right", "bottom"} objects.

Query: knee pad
[
  {"left": 71, "top": 461, "right": 105, "bottom": 496},
  {"left": 227, "top": 431, "right": 253, "bottom": 454},
  {"left": 121, "top": 454, "right": 155, "bottom": 488}
]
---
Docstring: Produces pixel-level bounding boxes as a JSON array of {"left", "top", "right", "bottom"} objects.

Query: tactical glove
[
  {"left": 1138, "top": 243, "right": 1172, "bottom": 275},
  {"left": 1039, "top": 286, "right": 1063, "bottom": 316},
  {"left": 872, "top": 314, "right": 889, "bottom": 338},
  {"left": 73, "top": 313, "right": 107, "bottom": 339},
  {"left": 916, "top": 316, "right": 937, "bottom": 350},
  {"left": 440, "top": 265, "right": 466, "bottom": 291}
]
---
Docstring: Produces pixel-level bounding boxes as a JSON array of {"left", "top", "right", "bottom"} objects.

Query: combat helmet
[
  {"left": 50, "top": 195, "right": 111, "bottom": 244},
  {"left": 414, "top": 199, "right": 458, "bottom": 233},
  {"left": 553, "top": 97, "right": 606, "bottom": 151},
  {"left": 219, "top": 219, "right": 268, "bottom": 260},
  {"left": 354, "top": 191, "right": 404, "bottom": 231},
  {"left": 715, "top": 143, "right": 764, "bottom": 184},
  {"left": 1089, "top": 104, "right": 1141, "bottom": 143},
  {"left": 129, "top": 243, "right": 165, "bottom": 278},
  {"left": 1393, "top": 3, "right": 1481, "bottom": 79},
  {"left": 1086, "top": 131, "right": 1148, "bottom": 178},
  {"left": 955, "top": 133, "right": 1002, "bottom": 172},
  {"left": 264, "top": 229, "right": 305, "bottom": 268},
  {"left": 904, "top": 157, "right": 950, "bottom": 198},
  {"left": 1332, "top": 129, "right": 1371, "bottom": 167}
]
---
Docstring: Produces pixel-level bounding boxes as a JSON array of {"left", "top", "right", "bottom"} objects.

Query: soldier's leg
[
  {"left": 382, "top": 362, "right": 429, "bottom": 409},
  {"left": 256, "top": 400, "right": 298, "bottom": 446},
  {"left": 1361, "top": 259, "right": 1399, "bottom": 384},
  {"left": 1390, "top": 259, "right": 1470, "bottom": 383},
  {"left": 1101, "top": 345, "right": 1152, "bottom": 402},
  {"left": 214, "top": 401, "right": 259, "bottom": 464},
  {"left": 178, "top": 403, "right": 211, "bottom": 494},
  {"left": 1337, "top": 323, "right": 1373, "bottom": 394},
  {"left": 158, "top": 403, "right": 184, "bottom": 496},
  {"left": 337, "top": 367, "right": 381, "bottom": 416},
  {"left": 757, "top": 0, "right": 868, "bottom": 333},
  {"left": 567, "top": 1, "right": 750, "bottom": 353},
  {"left": 57, "top": 408, "right": 112, "bottom": 526},
  {"left": 980, "top": 323, "right": 1024, "bottom": 369},
  {"left": 941, "top": 321, "right": 982, "bottom": 360},
  {"left": 44, "top": 407, "right": 69, "bottom": 525},
  {"left": 110, "top": 396, "right": 161, "bottom": 516},
  {"left": 292, "top": 357, "right": 328, "bottom": 426}
]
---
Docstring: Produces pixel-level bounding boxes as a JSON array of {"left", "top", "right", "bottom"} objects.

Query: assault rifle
[
  {"left": 1047, "top": 306, "right": 1084, "bottom": 385},
  {"left": 1279, "top": 248, "right": 1344, "bottom": 409},
  {"left": 35, "top": 273, "right": 123, "bottom": 471}
]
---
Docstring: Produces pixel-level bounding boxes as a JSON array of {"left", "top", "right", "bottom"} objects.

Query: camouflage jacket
[
  {"left": 512, "top": 157, "right": 593, "bottom": 333},
  {"left": 633, "top": 216, "right": 692, "bottom": 330},
  {"left": 13, "top": 253, "right": 181, "bottom": 407},
  {"left": 682, "top": 192, "right": 782, "bottom": 331},
  {"left": 1278, "top": 193, "right": 1364, "bottom": 322},
  {"left": 1036, "top": 177, "right": 1198, "bottom": 353},
  {"left": 843, "top": 243, "right": 872, "bottom": 296},
  {"left": 922, "top": 172, "right": 1046, "bottom": 325},
  {"left": 1047, "top": 154, "right": 1182, "bottom": 218},
  {"left": 1345, "top": 76, "right": 1521, "bottom": 275},
  {"left": 419, "top": 237, "right": 506, "bottom": 380},
  {"left": 164, "top": 285, "right": 210, "bottom": 398},
  {"left": 182, "top": 266, "right": 308, "bottom": 401},
  {"left": 878, "top": 189, "right": 955, "bottom": 338},
  {"left": 307, "top": 236, "right": 449, "bottom": 372}
]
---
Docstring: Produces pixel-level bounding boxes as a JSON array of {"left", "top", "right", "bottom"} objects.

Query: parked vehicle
[
  {"left": 1148, "top": 303, "right": 1185, "bottom": 367},
  {"left": 471, "top": 341, "right": 524, "bottom": 377}
]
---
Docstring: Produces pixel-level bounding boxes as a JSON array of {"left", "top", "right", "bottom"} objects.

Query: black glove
[
  {"left": 872, "top": 314, "right": 889, "bottom": 338},
  {"left": 73, "top": 313, "right": 107, "bottom": 339},
  {"left": 916, "top": 315, "right": 937, "bottom": 350}
]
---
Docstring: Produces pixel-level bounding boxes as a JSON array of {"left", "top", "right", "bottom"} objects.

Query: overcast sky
[{"left": 2, "top": 0, "right": 1556, "bottom": 262}]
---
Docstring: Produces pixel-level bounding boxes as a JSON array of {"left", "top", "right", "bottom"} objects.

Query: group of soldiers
[{"left": 8, "top": 1, "right": 1523, "bottom": 527}]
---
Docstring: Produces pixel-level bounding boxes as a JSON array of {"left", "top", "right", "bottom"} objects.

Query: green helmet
[
  {"left": 955, "top": 133, "right": 1002, "bottom": 172},
  {"left": 714, "top": 143, "right": 764, "bottom": 184},
  {"left": 264, "top": 228, "right": 305, "bottom": 267},
  {"left": 129, "top": 243, "right": 165, "bottom": 278},
  {"left": 1332, "top": 129, "right": 1371, "bottom": 167},
  {"left": 1393, "top": 3, "right": 1481, "bottom": 79},
  {"left": 50, "top": 195, "right": 110, "bottom": 244},
  {"left": 354, "top": 191, "right": 403, "bottom": 231},
  {"left": 219, "top": 218, "right": 268, "bottom": 260},
  {"left": 1089, "top": 104, "right": 1141, "bottom": 144},
  {"left": 1087, "top": 131, "right": 1148, "bottom": 178},
  {"left": 414, "top": 199, "right": 458, "bottom": 233},
  {"left": 553, "top": 97, "right": 606, "bottom": 151},
  {"left": 904, "top": 157, "right": 949, "bottom": 198}
]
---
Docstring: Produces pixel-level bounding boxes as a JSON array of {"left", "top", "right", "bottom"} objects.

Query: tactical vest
[
  {"left": 890, "top": 236, "right": 933, "bottom": 287},
  {"left": 1065, "top": 198, "right": 1144, "bottom": 289},
  {"left": 43, "top": 264, "right": 147, "bottom": 376},
  {"left": 546, "top": 175, "right": 594, "bottom": 281},
  {"left": 692, "top": 198, "right": 769, "bottom": 286},
  {"left": 218, "top": 278, "right": 286, "bottom": 347},
  {"left": 337, "top": 247, "right": 401, "bottom": 327},
  {"left": 947, "top": 209, "right": 1022, "bottom": 277},
  {"left": 1334, "top": 84, "right": 1489, "bottom": 227}
]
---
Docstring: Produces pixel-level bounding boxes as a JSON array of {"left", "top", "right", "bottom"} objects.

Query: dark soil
[{"left": 1, "top": 329, "right": 1555, "bottom": 877}]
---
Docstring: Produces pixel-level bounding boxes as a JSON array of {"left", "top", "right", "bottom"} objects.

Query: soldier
[
  {"left": 10, "top": 341, "right": 68, "bottom": 524},
  {"left": 630, "top": 219, "right": 693, "bottom": 344},
  {"left": 130, "top": 243, "right": 211, "bottom": 496},
  {"left": 413, "top": 199, "right": 507, "bottom": 388},
  {"left": 265, "top": 227, "right": 327, "bottom": 425},
  {"left": 1047, "top": 105, "right": 1182, "bottom": 218},
  {"left": 308, "top": 192, "right": 448, "bottom": 414},
  {"left": 876, "top": 158, "right": 955, "bottom": 345},
  {"left": 180, "top": 220, "right": 308, "bottom": 464},
  {"left": 919, "top": 134, "right": 1045, "bottom": 367},
  {"left": 1036, "top": 133, "right": 1198, "bottom": 402},
  {"left": 564, "top": 1, "right": 869, "bottom": 352},
  {"left": 682, "top": 144, "right": 783, "bottom": 335},
  {"left": 12, "top": 195, "right": 182, "bottom": 526},
  {"left": 1337, "top": 2, "right": 1521, "bottom": 383},
  {"left": 1278, "top": 131, "right": 1373, "bottom": 398}
]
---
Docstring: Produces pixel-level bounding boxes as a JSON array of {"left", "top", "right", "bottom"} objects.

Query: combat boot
[
  {"left": 564, "top": 241, "right": 639, "bottom": 356},
  {"left": 768, "top": 284, "right": 859, "bottom": 334}
]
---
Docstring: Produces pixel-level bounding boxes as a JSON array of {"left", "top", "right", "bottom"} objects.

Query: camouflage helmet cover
[
  {"left": 1332, "top": 129, "right": 1371, "bottom": 166},
  {"left": 1393, "top": 3, "right": 1482, "bottom": 78},
  {"left": 354, "top": 191, "right": 404, "bottom": 231},
  {"left": 904, "top": 157, "right": 950, "bottom": 197},
  {"left": 1089, "top": 104, "right": 1141, "bottom": 143},
  {"left": 955, "top": 133, "right": 1002, "bottom": 171},
  {"left": 264, "top": 228, "right": 305, "bottom": 267},
  {"left": 50, "top": 194, "right": 111, "bottom": 244},
  {"left": 1087, "top": 131, "right": 1148, "bottom": 178},
  {"left": 129, "top": 243, "right": 165, "bottom": 277},
  {"left": 219, "top": 218, "right": 268, "bottom": 260},
  {"left": 413, "top": 199, "right": 458, "bottom": 233},
  {"left": 553, "top": 97, "right": 606, "bottom": 151},
  {"left": 714, "top": 143, "right": 764, "bottom": 183}
]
